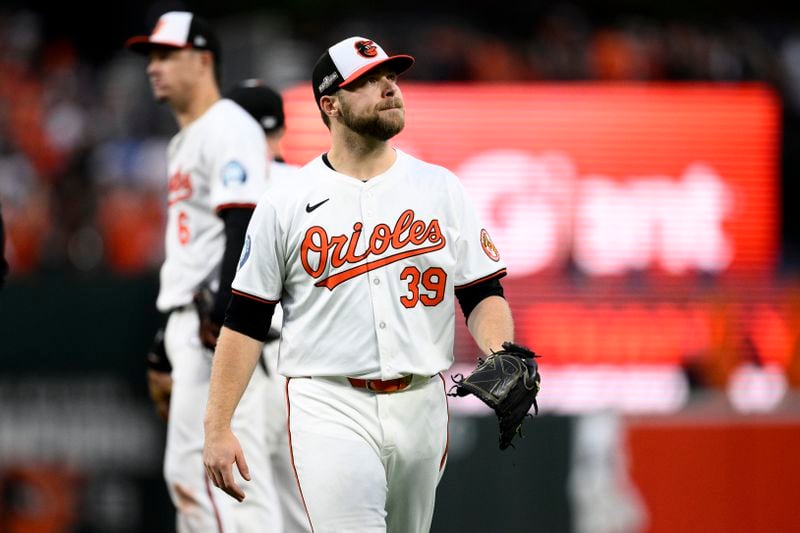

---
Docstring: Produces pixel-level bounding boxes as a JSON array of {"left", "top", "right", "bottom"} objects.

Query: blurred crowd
[{"left": 2, "top": 4, "right": 800, "bottom": 276}]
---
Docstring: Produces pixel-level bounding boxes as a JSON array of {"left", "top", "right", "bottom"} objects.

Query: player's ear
[
  {"left": 197, "top": 50, "right": 214, "bottom": 71},
  {"left": 320, "top": 95, "right": 339, "bottom": 119}
]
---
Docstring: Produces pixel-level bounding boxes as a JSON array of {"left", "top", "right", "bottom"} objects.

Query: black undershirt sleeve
[
  {"left": 224, "top": 293, "right": 276, "bottom": 342},
  {"left": 213, "top": 207, "right": 255, "bottom": 325},
  {"left": 455, "top": 276, "right": 506, "bottom": 321}
]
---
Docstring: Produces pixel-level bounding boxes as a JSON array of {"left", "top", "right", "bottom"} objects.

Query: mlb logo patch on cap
[{"left": 311, "top": 36, "right": 414, "bottom": 108}]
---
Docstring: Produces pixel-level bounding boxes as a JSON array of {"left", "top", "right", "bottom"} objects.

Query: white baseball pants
[
  {"left": 286, "top": 375, "right": 450, "bottom": 533},
  {"left": 164, "top": 308, "right": 280, "bottom": 533},
  {"left": 261, "top": 339, "right": 313, "bottom": 533}
]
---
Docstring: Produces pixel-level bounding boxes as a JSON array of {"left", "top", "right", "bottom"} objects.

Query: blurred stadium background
[{"left": 2, "top": 0, "right": 800, "bottom": 532}]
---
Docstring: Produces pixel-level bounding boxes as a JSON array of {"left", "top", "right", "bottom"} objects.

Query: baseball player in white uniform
[
  {"left": 127, "top": 12, "right": 284, "bottom": 532},
  {"left": 203, "top": 36, "right": 515, "bottom": 533},
  {"left": 225, "top": 79, "right": 310, "bottom": 533}
]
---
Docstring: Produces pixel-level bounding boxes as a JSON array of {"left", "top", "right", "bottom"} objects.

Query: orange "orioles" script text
[{"left": 301, "top": 209, "right": 446, "bottom": 290}]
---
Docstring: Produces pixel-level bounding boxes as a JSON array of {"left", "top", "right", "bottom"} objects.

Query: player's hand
[
  {"left": 203, "top": 428, "right": 251, "bottom": 502},
  {"left": 194, "top": 290, "right": 221, "bottom": 350},
  {"left": 199, "top": 317, "right": 221, "bottom": 350},
  {"left": 147, "top": 369, "right": 172, "bottom": 422}
]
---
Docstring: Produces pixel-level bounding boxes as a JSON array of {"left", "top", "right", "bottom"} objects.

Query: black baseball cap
[
  {"left": 126, "top": 11, "right": 220, "bottom": 58},
  {"left": 312, "top": 36, "right": 414, "bottom": 108},
  {"left": 226, "top": 80, "right": 285, "bottom": 134}
]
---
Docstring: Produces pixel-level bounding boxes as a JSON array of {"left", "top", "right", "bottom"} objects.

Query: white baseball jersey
[
  {"left": 233, "top": 149, "right": 506, "bottom": 379},
  {"left": 264, "top": 159, "right": 298, "bottom": 339},
  {"left": 157, "top": 99, "right": 268, "bottom": 312}
]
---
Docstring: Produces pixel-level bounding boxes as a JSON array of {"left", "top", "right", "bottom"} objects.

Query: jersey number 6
[
  {"left": 178, "top": 211, "right": 191, "bottom": 245},
  {"left": 400, "top": 266, "right": 447, "bottom": 308}
]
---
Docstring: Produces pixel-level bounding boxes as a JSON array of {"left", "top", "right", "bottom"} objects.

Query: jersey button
[
  {"left": 379, "top": 321, "right": 386, "bottom": 329},
  {"left": 373, "top": 278, "right": 380, "bottom": 285}
]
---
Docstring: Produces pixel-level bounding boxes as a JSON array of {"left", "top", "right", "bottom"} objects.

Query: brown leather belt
[{"left": 347, "top": 375, "right": 413, "bottom": 393}]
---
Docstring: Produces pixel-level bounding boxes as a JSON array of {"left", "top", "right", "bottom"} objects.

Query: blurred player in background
[
  {"left": 126, "top": 11, "right": 281, "bottom": 532},
  {"left": 225, "top": 79, "right": 310, "bottom": 533}
]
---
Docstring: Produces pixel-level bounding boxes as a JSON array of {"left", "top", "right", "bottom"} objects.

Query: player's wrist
[{"left": 203, "top": 417, "right": 232, "bottom": 436}]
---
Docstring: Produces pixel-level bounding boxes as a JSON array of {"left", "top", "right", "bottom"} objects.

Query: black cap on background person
[
  {"left": 226, "top": 80, "right": 287, "bottom": 160},
  {"left": 125, "top": 11, "right": 222, "bottom": 79},
  {"left": 126, "top": 11, "right": 220, "bottom": 57},
  {"left": 225, "top": 80, "right": 285, "bottom": 135}
]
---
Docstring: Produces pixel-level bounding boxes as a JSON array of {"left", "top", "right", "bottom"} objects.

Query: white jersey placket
[{"left": 360, "top": 178, "right": 398, "bottom": 380}]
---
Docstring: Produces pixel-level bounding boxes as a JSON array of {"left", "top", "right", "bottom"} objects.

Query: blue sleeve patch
[
  {"left": 238, "top": 235, "right": 252, "bottom": 269},
  {"left": 222, "top": 161, "right": 247, "bottom": 186}
]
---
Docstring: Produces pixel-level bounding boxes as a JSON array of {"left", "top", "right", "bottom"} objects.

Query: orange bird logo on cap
[{"left": 355, "top": 40, "right": 378, "bottom": 58}]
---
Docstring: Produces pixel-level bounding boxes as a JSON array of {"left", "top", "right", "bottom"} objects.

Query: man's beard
[{"left": 340, "top": 98, "right": 405, "bottom": 141}]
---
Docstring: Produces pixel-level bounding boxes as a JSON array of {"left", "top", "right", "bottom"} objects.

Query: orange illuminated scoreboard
[{"left": 282, "top": 83, "right": 780, "bottom": 278}]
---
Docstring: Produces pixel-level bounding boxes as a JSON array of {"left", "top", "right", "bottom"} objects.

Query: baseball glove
[
  {"left": 194, "top": 287, "right": 221, "bottom": 350},
  {"left": 450, "top": 342, "right": 541, "bottom": 450},
  {"left": 146, "top": 327, "right": 172, "bottom": 422}
]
